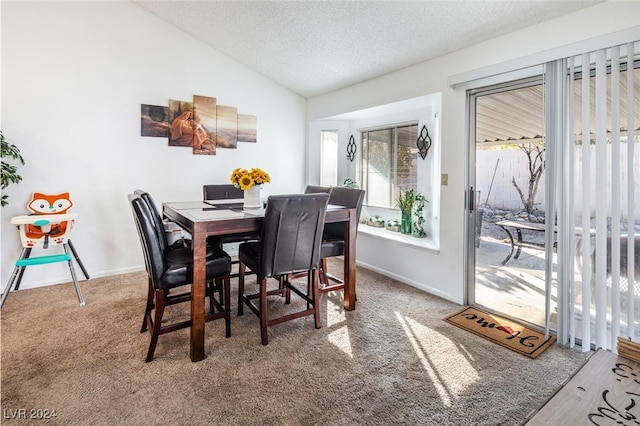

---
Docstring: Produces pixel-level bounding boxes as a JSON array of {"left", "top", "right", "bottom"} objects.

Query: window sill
[{"left": 358, "top": 224, "right": 439, "bottom": 253}]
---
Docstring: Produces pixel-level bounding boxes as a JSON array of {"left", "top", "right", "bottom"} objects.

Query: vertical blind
[{"left": 548, "top": 41, "right": 639, "bottom": 351}]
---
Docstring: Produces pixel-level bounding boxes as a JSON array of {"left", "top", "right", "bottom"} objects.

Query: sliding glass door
[
  {"left": 467, "top": 40, "right": 640, "bottom": 351},
  {"left": 467, "top": 77, "right": 552, "bottom": 330}
]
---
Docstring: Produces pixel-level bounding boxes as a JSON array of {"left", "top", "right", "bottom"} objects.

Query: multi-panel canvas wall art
[
  {"left": 238, "top": 114, "right": 257, "bottom": 143},
  {"left": 141, "top": 94, "right": 257, "bottom": 156},
  {"left": 141, "top": 105, "right": 169, "bottom": 137},
  {"left": 193, "top": 95, "right": 217, "bottom": 155},
  {"left": 168, "top": 100, "right": 195, "bottom": 147},
  {"left": 216, "top": 106, "right": 238, "bottom": 149}
]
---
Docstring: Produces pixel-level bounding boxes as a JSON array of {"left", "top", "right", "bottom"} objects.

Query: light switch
[{"left": 441, "top": 173, "right": 448, "bottom": 186}]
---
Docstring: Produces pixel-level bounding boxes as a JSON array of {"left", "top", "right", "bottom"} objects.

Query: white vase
[{"left": 243, "top": 186, "right": 261, "bottom": 210}]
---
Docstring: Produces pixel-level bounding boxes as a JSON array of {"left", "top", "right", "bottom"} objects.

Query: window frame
[
  {"left": 358, "top": 121, "right": 420, "bottom": 209},
  {"left": 319, "top": 129, "right": 339, "bottom": 187}
]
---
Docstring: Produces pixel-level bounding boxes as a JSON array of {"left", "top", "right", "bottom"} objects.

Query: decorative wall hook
[
  {"left": 346, "top": 135, "right": 356, "bottom": 161},
  {"left": 416, "top": 125, "right": 431, "bottom": 160}
]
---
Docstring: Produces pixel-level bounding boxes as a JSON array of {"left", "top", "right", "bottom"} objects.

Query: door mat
[{"left": 444, "top": 306, "right": 555, "bottom": 359}]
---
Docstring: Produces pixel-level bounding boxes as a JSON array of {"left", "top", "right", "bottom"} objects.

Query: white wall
[
  {"left": 307, "top": 1, "right": 640, "bottom": 304},
  {"left": 1, "top": 1, "right": 306, "bottom": 289},
  {"left": 3, "top": 1, "right": 639, "bottom": 303}
]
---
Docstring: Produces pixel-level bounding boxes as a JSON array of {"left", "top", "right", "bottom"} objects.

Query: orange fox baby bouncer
[{"left": 1, "top": 192, "right": 90, "bottom": 309}]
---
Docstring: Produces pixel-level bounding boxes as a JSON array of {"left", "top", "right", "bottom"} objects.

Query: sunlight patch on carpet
[
  {"left": 328, "top": 326, "right": 353, "bottom": 358},
  {"left": 325, "top": 300, "right": 346, "bottom": 328},
  {"left": 396, "top": 311, "right": 481, "bottom": 406}
]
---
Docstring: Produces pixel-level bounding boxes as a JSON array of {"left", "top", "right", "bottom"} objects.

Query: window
[
  {"left": 359, "top": 123, "right": 419, "bottom": 208},
  {"left": 320, "top": 130, "right": 338, "bottom": 187}
]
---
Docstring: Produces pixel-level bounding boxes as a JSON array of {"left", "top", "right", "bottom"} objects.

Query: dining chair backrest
[
  {"left": 304, "top": 185, "right": 332, "bottom": 194},
  {"left": 203, "top": 184, "right": 243, "bottom": 201},
  {"left": 134, "top": 190, "right": 170, "bottom": 254},
  {"left": 324, "top": 187, "right": 366, "bottom": 238},
  {"left": 259, "top": 193, "right": 329, "bottom": 278},
  {"left": 129, "top": 193, "right": 166, "bottom": 289}
]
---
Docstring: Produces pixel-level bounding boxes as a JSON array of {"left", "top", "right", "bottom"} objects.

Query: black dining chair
[
  {"left": 286, "top": 185, "right": 332, "bottom": 286},
  {"left": 135, "top": 189, "right": 195, "bottom": 249},
  {"left": 318, "top": 187, "right": 365, "bottom": 292},
  {"left": 135, "top": 189, "right": 229, "bottom": 307},
  {"left": 134, "top": 189, "right": 193, "bottom": 254},
  {"left": 304, "top": 184, "right": 332, "bottom": 195},
  {"left": 129, "top": 193, "right": 232, "bottom": 362},
  {"left": 134, "top": 189, "right": 220, "bottom": 264},
  {"left": 237, "top": 193, "right": 329, "bottom": 345}
]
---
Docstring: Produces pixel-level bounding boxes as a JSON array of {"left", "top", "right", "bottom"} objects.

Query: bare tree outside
[{"left": 511, "top": 142, "right": 544, "bottom": 214}]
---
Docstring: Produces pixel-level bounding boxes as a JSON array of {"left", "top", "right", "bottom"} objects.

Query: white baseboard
[
  {"left": 5, "top": 261, "right": 464, "bottom": 307},
  {"left": 1, "top": 265, "right": 145, "bottom": 292},
  {"left": 356, "top": 260, "right": 463, "bottom": 305}
]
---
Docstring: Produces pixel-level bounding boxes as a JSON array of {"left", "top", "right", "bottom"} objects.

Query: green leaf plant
[
  {"left": 1, "top": 131, "right": 26, "bottom": 207},
  {"left": 395, "top": 189, "right": 425, "bottom": 214}
]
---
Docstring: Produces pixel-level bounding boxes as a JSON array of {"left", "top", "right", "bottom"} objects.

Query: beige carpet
[{"left": 1, "top": 259, "right": 589, "bottom": 425}]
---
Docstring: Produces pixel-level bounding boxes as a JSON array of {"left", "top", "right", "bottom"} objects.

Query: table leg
[
  {"left": 514, "top": 228, "right": 524, "bottom": 259},
  {"left": 190, "top": 222, "right": 206, "bottom": 362},
  {"left": 499, "top": 225, "right": 515, "bottom": 265},
  {"left": 343, "top": 208, "right": 357, "bottom": 311}
]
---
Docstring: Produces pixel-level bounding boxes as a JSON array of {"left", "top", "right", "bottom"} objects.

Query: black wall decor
[
  {"left": 346, "top": 134, "right": 356, "bottom": 161},
  {"left": 416, "top": 125, "right": 432, "bottom": 160}
]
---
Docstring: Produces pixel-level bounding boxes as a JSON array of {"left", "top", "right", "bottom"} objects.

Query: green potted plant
[
  {"left": 412, "top": 195, "right": 427, "bottom": 238},
  {"left": 386, "top": 219, "right": 401, "bottom": 232},
  {"left": 1, "top": 131, "right": 25, "bottom": 207},
  {"left": 342, "top": 178, "right": 359, "bottom": 189},
  {"left": 366, "top": 215, "right": 385, "bottom": 228},
  {"left": 396, "top": 189, "right": 425, "bottom": 235}
]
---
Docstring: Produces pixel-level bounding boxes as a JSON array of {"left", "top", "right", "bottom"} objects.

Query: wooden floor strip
[{"left": 525, "top": 348, "right": 640, "bottom": 425}]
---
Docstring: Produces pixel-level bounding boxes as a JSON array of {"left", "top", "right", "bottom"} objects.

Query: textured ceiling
[{"left": 133, "top": 0, "right": 602, "bottom": 98}]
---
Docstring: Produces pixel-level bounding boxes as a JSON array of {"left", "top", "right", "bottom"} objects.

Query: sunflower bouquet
[{"left": 230, "top": 167, "right": 271, "bottom": 190}]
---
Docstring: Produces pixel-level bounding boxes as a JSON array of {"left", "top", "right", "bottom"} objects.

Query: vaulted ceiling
[
  {"left": 133, "top": 1, "right": 638, "bottom": 144},
  {"left": 133, "top": 0, "right": 602, "bottom": 98}
]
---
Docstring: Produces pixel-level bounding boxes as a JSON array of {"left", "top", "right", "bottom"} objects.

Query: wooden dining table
[{"left": 163, "top": 200, "right": 358, "bottom": 362}]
